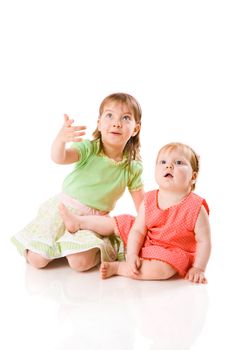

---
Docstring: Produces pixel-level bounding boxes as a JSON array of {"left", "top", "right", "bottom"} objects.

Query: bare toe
[{"left": 99, "top": 262, "right": 118, "bottom": 279}]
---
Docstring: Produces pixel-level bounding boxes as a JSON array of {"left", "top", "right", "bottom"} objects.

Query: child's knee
[
  {"left": 158, "top": 263, "right": 176, "bottom": 279},
  {"left": 27, "top": 251, "right": 50, "bottom": 269},
  {"left": 67, "top": 254, "right": 86, "bottom": 271},
  {"left": 67, "top": 250, "right": 100, "bottom": 272},
  {"left": 149, "top": 260, "right": 176, "bottom": 280}
]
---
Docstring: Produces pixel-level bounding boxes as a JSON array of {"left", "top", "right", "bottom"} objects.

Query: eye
[
  {"left": 122, "top": 115, "right": 131, "bottom": 121},
  {"left": 159, "top": 160, "right": 166, "bottom": 164},
  {"left": 105, "top": 113, "right": 112, "bottom": 119},
  {"left": 175, "top": 160, "right": 183, "bottom": 165}
]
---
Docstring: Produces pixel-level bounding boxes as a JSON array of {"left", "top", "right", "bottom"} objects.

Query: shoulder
[
  {"left": 145, "top": 189, "right": 157, "bottom": 197},
  {"left": 71, "top": 139, "right": 98, "bottom": 155},
  {"left": 144, "top": 189, "right": 157, "bottom": 204},
  {"left": 71, "top": 139, "right": 92, "bottom": 151},
  {"left": 70, "top": 139, "right": 98, "bottom": 164},
  {"left": 127, "top": 160, "right": 143, "bottom": 190},
  {"left": 195, "top": 204, "right": 211, "bottom": 233},
  {"left": 129, "top": 159, "right": 143, "bottom": 174},
  {"left": 189, "top": 193, "right": 210, "bottom": 215}
]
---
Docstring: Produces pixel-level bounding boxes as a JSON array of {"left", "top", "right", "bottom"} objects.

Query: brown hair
[
  {"left": 92, "top": 93, "right": 142, "bottom": 164},
  {"left": 157, "top": 142, "right": 200, "bottom": 191}
]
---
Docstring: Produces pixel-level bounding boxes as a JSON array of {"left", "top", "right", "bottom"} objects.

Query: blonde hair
[
  {"left": 92, "top": 93, "right": 142, "bottom": 163},
  {"left": 157, "top": 142, "right": 200, "bottom": 191}
]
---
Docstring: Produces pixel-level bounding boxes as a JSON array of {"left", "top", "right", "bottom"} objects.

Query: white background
[{"left": 1, "top": 1, "right": 243, "bottom": 349}]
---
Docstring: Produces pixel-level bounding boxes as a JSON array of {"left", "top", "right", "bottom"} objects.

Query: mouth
[
  {"left": 110, "top": 132, "right": 122, "bottom": 136},
  {"left": 164, "top": 173, "right": 173, "bottom": 178}
]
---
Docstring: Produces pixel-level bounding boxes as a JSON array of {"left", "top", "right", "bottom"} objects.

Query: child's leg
[
  {"left": 100, "top": 259, "right": 177, "bottom": 280},
  {"left": 59, "top": 203, "right": 117, "bottom": 236},
  {"left": 26, "top": 251, "right": 52, "bottom": 269},
  {"left": 66, "top": 248, "right": 101, "bottom": 272}
]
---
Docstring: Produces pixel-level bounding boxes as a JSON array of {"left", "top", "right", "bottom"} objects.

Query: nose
[
  {"left": 112, "top": 118, "right": 122, "bottom": 128},
  {"left": 166, "top": 162, "right": 173, "bottom": 169}
]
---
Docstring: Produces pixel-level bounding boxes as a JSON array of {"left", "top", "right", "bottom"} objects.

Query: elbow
[
  {"left": 51, "top": 153, "right": 65, "bottom": 164},
  {"left": 51, "top": 154, "right": 57, "bottom": 163},
  {"left": 51, "top": 154, "right": 59, "bottom": 164}
]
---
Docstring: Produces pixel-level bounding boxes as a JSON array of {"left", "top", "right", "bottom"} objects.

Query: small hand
[
  {"left": 185, "top": 267, "right": 207, "bottom": 284},
  {"left": 127, "top": 254, "right": 141, "bottom": 276},
  {"left": 57, "top": 114, "right": 86, "bottom": 143}
]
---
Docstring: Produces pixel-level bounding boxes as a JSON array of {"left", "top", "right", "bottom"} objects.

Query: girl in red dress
[{"left": 59, "top": 142, "right": 211, "bottom": 283}]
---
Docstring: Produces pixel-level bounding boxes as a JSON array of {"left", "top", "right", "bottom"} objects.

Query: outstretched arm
[
  {"left": 51, "top": 114, "right": 86, "bottom": 164},
  {"left": 185, "top": 205, "right": 211, "bottom": 283}
]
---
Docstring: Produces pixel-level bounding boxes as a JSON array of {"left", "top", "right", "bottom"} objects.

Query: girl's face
[
  {"left": 155, "top": 148, "right": 197, "bottom": 193},
  {"left": 98, "top": 101, "right": 140, "bottom": 149}
]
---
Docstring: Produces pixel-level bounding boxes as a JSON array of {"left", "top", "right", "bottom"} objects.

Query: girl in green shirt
[{"left": 12, "top": 93, "right": 144, "bottom": 271}]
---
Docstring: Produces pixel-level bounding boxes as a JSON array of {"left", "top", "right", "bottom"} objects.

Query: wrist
[
  {"left": 126, "top": 252, "right": 138, "bottom": 258},
  {"left": 192, "top": 265, "right": 205, "bottom": 272}
]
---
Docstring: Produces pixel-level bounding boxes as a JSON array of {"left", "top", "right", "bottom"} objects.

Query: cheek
[
  {"left": 154, "top": 168, "right": 161, "bottom": 182},
  {"left": 127, "top": 125, "right": 137, "bottom": 136},
  {"left": 185, "top": 172, "right": 193, "bottom": 183},
  {"left": 98, "top": 119, "right": 108, "bottom": 131},
  {"left": 97, "top": 119, "right": 102, "bottom": 131},
  {"left": 177, "top": 170, "right": 190, "bottom": 182}
]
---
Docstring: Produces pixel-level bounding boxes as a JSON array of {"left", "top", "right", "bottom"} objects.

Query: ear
[
  {"left": 97, "top": 116, "right": 101, "bottom": 131},
  {"left": 132, "top": 123, "right": 140, "bottom": 137},
  {"left": 191, "top": 172, "right": 197, "bottom": 184}
]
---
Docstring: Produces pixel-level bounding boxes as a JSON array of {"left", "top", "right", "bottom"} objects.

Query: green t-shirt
[{"left": 62, "top": 139, "right": 143, "bottom": 212}]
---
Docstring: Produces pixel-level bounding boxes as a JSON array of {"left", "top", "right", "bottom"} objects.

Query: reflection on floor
[{"left": 23, "top": 259, "right": 208, "bottom": 350}]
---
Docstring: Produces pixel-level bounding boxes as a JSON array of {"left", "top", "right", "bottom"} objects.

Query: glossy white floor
[{"left": 2, "top": 222, "right": 243, "bottom": 350}]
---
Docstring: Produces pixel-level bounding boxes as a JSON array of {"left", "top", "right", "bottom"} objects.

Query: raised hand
[
  {"left": 56, "top": 114, "right": 87, "bottom": 143},
  {"left": 51, "top": 114, "right": 87, "bottom": 164}
]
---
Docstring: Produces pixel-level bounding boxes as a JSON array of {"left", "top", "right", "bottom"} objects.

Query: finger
[
  {"left": 136, "top": 258, "right": 141, "bottom": 267},
  {"left": 69, "top": 137, "right": 84, "bottom": 143},
  {"left": 189, "top": 273, "right": 196, "bottom": 283},
  {"left": 64, "top": 114, "right": 74, "bottom": 127},
  {"left": 67, "top": 132, "right": 86, "bottom": 141},
  {"left": 186, "top": 271, "right": 192, "bottom": 281},
  {"left": 131, "top": 263, "right": 139, "bottom": 275},
  {"left": 67, "top": 119, "right": 74, "bottom": 127},
  {"left": 128, "top": 264, "right": 136, "bottom": 276},
  {"left": 132, "top": 267, "right": 139, "bottom": 275},
  {"left": 64, "top": 114, "right": 69, "bottom": 123},
  {"left": 193, "top": 273, "right": 200, "bottom": 283},
  {"left": 73, "top": 126, "right": 87, "bottom": 131},
  {"left": 75, "top": 131, "right": 86, "bottom": 137},
  {"left": 69, "top": 131, "right": 86, "bottom": 141},
  {"left": 196, "top": 273, "right": 206, "bottom": 284},
  {"left": 65, "top": 127, "right": 85, "bottom": 135},
  {"left": 198, "top": 274, "right": 204, "bottom": 284},
  {"left": 71, "top": 132, "right": 86, "bottom": 142}
]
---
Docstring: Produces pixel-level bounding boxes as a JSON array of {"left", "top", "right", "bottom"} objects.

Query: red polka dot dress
[{"left": 114, "top": 190, "right": 209, "bottom": 277}]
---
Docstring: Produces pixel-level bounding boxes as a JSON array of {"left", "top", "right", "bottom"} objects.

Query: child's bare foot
[
  {"left": 59, "top": 203, "right": 81, "bottom": 233},
  {"left": 100, "top": 262, "right": 119, "bottom": 279}
]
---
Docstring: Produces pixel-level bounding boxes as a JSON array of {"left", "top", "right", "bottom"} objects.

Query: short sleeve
[
  {"left": 128, "top": 160, "right": 143, "bottom": 191},
  {"left": 71, "top": 139, "right": 94, "bottom": 166},
  {"left": 202, "top": 199, "right": 210, "bottom": 215}
]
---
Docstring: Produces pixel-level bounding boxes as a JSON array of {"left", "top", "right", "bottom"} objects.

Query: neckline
[
  {"left": 94, "top": 138, "right": 128, "bottom": 165},
  {"left": 99, "top": 150, "right": 128, "bottom": 165},
  {"left": 155, "top": 190, "right": 192, "bottom": 211}
]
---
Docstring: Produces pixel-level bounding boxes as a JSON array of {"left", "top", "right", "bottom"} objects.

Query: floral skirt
[{"left": 11, "top": 194, "right": 125, "bottom": 262}]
